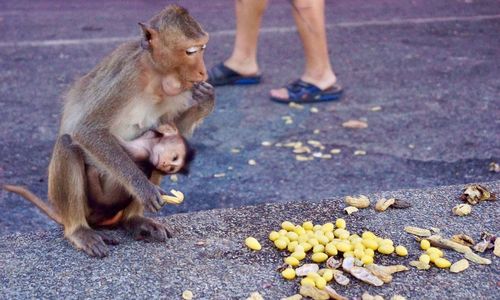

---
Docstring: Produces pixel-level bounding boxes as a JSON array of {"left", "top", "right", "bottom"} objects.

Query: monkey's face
[
  {"left": 154, "top": 34, "right": 209, "bottom": 91},
  {"left": 151, "top": 136, "right": 187, "bottom": 174}
]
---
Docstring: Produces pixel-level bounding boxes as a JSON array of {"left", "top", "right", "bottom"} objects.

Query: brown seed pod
[
  {"left": 459, "top": 184, "right": 496, "bottom": 204},
  {"left": 391, "top": 199, "right": 412, "bottom": 208},
  {"left": 451, "top": 234, "right": 475, "bottom": 247}
]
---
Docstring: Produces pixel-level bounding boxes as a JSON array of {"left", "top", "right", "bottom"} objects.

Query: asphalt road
[{"left": 0, "top": 0, "right": 499, "bottom": 236}]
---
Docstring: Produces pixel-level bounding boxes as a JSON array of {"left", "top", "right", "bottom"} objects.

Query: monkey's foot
[
  {"left": 67, "top": 227, "right": 117, "bottom": 258},
  {"left": 122, "top": 216, "right": 173, "bottom": 242}
]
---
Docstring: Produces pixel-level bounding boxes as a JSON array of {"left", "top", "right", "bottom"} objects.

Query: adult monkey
[{"left": 48, "top": 5, "right": 213, "bottom": 257}]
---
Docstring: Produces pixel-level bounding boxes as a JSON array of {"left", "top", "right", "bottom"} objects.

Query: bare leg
[
  {"left": 270, "top": 0, "right": 338, "bottom": 99},
  {"left": 223, "top": 0, "right": 268, "bottom": 76},
  {"left": 48, "top": 134, "right": 113, "bottom": 257}
]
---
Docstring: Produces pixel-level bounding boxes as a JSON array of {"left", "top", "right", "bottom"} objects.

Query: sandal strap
[{"left": 285, "top": 79, "right": 322, "bottom": 100}]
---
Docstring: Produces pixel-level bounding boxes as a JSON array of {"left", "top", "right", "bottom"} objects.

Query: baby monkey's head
[{"left": 150, "top": 123, "right": 194, "bottom": 175}]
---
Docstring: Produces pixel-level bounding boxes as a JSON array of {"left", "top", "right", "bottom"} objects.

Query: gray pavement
[
  {"left": 1, "top": 182, "right": 498, "bottom": 299},
  {"left": 0, "top": 0, "right": 499, "bottom": 298}
]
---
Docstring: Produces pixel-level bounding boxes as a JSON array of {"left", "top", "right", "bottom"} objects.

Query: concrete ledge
[{"left": 1, "top": 181, "right": 498, "bottom": 299}]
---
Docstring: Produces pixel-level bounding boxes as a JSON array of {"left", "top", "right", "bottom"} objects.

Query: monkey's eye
[
  {"left": 172, "top": 155, "right": 178, "bottom": 161},
  {"left": 186, "top": 46, "right": 198, "bottom": 56}
]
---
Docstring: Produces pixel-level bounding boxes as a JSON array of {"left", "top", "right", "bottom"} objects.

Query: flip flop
[
  {"left": 270, "top": 79, "right": 343, "bottom": 104},
  {"left": 207, "top": 63, "right": 262, "bottom": 86}
]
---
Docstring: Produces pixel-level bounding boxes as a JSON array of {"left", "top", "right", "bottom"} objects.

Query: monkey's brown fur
[{"left": 4, "top": 5, "right": 214, "bottom": 257}]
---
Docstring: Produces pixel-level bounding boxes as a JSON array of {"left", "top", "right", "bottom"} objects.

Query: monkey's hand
[
  {"left": 192, "top": 81, "right": 215, "bottom": 116},
  {"left": 137, "top": 182, "right": 167, "bottom": 212}
]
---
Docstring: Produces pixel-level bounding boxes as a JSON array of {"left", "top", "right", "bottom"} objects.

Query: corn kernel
[
  {"left": 313, "top": 244, "right": 325, "bottom": 253},
  {"left": 294, "top": 226, "right": 306, "bottom": 236},
  {"left": 336, "top": 241, "right": 352, "bottom": 252},
  {"left": 291, "top": 251, "right": 306, "bottom": 260},
  {"left": 300, "top": 242, "right": 312, "bottom": 252},
  {"left": 426, "top": 247, "right": 443, "bottom": 257},
  {"left": 335, "top": 218, "right": 346, "bottom": 229},
  {"left": 320, "top": 269, "right": 333, "bottom": 282},
  {"left": 313, "top": 224, "right": 322, "bottom": 231},
  {"left": 284, "top": 256, "right": 300, "bottom": 267},
  {"left": 308, "top": 238, "right": 319, "bottom": 247},
  {"left": 282, "top": 268, "right": 296, "bottom": 280},
  {"left": 269, "top": 231, "right": 280, "bottom": 241},
  {"left": 354, "top": 242, "right": 365, "bottom": 251},
  {"left": 428, "top": 253, "right": 440, "bottom": 263},
  {"left": 322, "top": 223, "right": 334, "bottom": 232},
  {"left": 298, "top": 235, "right": 308, "bottom": 243},
  {"left": 314, "top": 276, "right": 327, "bottom": 290},
  {"left": 282, "top": 221, "right": 296, "bottom": 231},
  {"left": 361, "top": 255, "right": 374, "bottom": 265},
  {"left": 312, "top": 252, "right": 328, "bottom": 263},
  {"left": 354, "top": 248, "right": 364, "bottom": 259},
  {"left": 274, "top": 238, "right": 288, "bottom": 250},
  {"left": 362, "top": 231, "right": 377, "bottom": 240},
  {"left": 364, "top": 248, "right": 375, "bottom": 257},
  {"left": 302, "top": 221, "right": 314, "bottom": 230},
  {"left": 318, "top": 235, "right": 330, "bottom": 245},
  {"left": 434, "top": 257, "right": 451, "bottom": 268},
  {"left": 362, "top": 239, "right": 379, "bottom": 250},
  {"left": 419, "top": 254, "right": 431, "bottom": 264},
  {"left": 301, "top": 277, "right": 315, "bottom": 287},
  {"left": 278, "top": 229, "right": 288, "bottom": 236},
  {"left": 294, "top": 245, "right": 305, "bottom": 253},
  {"left": 325, "top": 243, "right": 338, "bottom": 256},
  {"left": 395, "top": 245, "right": 408, "bottom": 256},
  {"left": 287, "top": 231, "right": 299, "bottom": 241},
  {"left": 245, "top": 237, "right": 262, "bottom": 250},
  {"left": 325, "top": 231, "right": 334, "bottom": 241},
  {"left": 420, "top": 239, "right": 431, "bottom": 250},
  {"left": 287, "top": 241, "right": 298, "bottom": 252},
  {"left": 378, "top": 244, "right": 395, "bottom": 255}
]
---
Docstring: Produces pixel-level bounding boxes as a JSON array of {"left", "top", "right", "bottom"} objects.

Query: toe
[{"left": 270, "top": 88, "right": 289, "bottom": 100}]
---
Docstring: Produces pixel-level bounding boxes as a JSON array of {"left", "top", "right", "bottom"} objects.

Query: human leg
[{"left": 270, "top": 0, "right": 341, "bottom": 101}]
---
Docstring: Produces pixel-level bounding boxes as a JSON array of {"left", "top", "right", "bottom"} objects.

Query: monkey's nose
[{"left": 199, "top": 70, "right": 208, "bottom": 81}]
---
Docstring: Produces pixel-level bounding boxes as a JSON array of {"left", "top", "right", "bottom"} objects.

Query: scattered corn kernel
[
  {"left": 312, "top": 252, "right": 328, "bottom": 263},
  {"left": 419, "top": 254, "right": 431, "bottom": 264},
  {"left": 245, "top": 237, "right": 262, "bottom": 251},
  {"left": 303, "top": 221, "right": 314, "bottom": 230},
  {"left": 282, "top": 268, "right": 296, "bottom": 280},
  {"left": 322, "top": 223, "right": 334, "bottom": 232},
  {"left": 269, "top": 231, "right": 280, "bottom": 241},
  {"left": 313, "top": 225, "right": 322, "bottom": 231},
  {"left": 313, "top": 244, "right": 325, "bottom": 253},
  {"left": 434, "top": 257, "right": 451, "bottom": 268},
  {"left": 320, "top": 269, "right": 334, "bottom": 282},
  {"left": 336, "top": 241, "right": 352, "bottom": 252},
  {"left": 361, "top": 255, "right": 374, "bottom": 265},
  {"left": 343, "top": 251, "right": 354, "bottom": 258},
  {"left": 335, "top": 218, "right": 346, "bottom": 229},
  {"left": 301, "top": 277, "right": 315, "bottom": 287},
  {"left": 420, "top": 239, "right": 431, "bottom": 250},
  {"left": 395, "top": 245, "right": 408, "bottom": 256},
  {"left": 282, "top": 221, "right": 296, "bottom": 231},
  {"left": 364, "top": 248, "right": 375, "bottom": 257},
  {"left": 362, "top": 231, "right": 377, "bottom": 240},
  {"left": 284, "top": 256, "right": 300, "bottom": 267},
  {"left": 287, "top": 241, "right": 299, "bottom": 252},
  {"left": 325, "top": 243, "right": 338, "bottom": 256},
  {"left": 314, "top": 276, "right": 327, "bottom": 290},
  {"left": 362, "top": 239, "right": 379, "bottom": 250},
  {"left": 275, "top": 238, "right": 288, "bottom": 250},
  {"left": 182, "top": 290, "right": 193, "bottom": 300},
  {"left": 378, "top": 244, "right": 395, "bottom": 255},
  {"left": 426, "top": 247, "right": 443, "bottom": 257},
  {"left": 292, "top": 251, "right": 306, "bottom": 260},
  {"left": 287, "top": 231, "right": 299, "bottom": 241}
]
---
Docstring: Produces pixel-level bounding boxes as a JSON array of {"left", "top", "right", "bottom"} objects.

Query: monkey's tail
[{"left": 3, "top": 184, "right": 63, "bottom": 225}]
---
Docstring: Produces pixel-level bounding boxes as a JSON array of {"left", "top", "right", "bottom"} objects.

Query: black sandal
[
  {"left": 207, "top": 63, "right": 262, "bottom": 86},
  {"left": 270, "top": 79, "right": 343, "bottom": 103}
]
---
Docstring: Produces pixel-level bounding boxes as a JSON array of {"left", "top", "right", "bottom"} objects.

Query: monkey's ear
[
  {"left": 156, "top": 123, "right": 179, "bottom": 136},
  {"left": 138, "top": 22, "right": 158, "bottom": 51}
]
